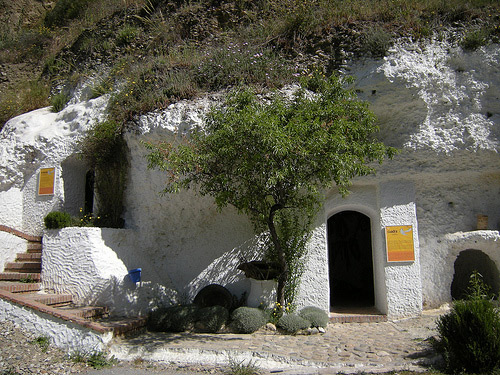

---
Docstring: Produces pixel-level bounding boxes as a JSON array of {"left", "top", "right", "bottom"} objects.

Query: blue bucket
[{"left": 128, "top": 268, "right": 142, "bottom": 283}]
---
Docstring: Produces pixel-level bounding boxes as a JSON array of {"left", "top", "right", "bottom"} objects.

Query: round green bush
[
  {"left": 147, "top": 305, "right": 199, "bottom": 332},
  {"left": 277, "top": 314, "right": 310, "bottom": 334},
  {"left": 436, "top": 298, "right": 500, "bottom": 373},
  {"left": 299, "top": 306, "right": 329, "bottom": 328},
  {"left": 44, "top": 211, "right": 72, "bottom": 229},
  {"left": 230, "top": 307, "right": 266, "bottom": 334},
  {"left": 195, "top": 305, "right": 229, "bottom": 333}
]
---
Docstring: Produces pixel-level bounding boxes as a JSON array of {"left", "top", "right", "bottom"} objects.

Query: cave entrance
[
  {"left": 328, "top": 211, "right": 375, "bottom": 310},
  {"left": 451, "top": 249, "right": 500, "bottom": 300}
]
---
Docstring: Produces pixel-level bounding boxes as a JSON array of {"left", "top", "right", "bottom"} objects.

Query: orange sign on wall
[
  {"left": 38, "top": 168, "right": 55, "bottom": 195},
  {"left": 385, "top": 225, "right": 415, "bottom": 262}
]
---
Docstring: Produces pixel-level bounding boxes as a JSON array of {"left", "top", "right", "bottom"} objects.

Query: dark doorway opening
[
  {"left": 328, "top": 211, "right": 375, "bottom": 309},
  {"left": 84, "top": 170, "right": 95, "bottom": 215},
  {"left": 451, "top": 249, "right": 500, "bottom": 300}
]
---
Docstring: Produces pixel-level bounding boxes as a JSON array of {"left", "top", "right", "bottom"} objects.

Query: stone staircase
[{"left": 0, "top": 226, "right": 146, "bottom": 339}]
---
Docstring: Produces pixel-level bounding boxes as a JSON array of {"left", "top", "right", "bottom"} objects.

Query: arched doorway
[
  {"left": 451, "top": 249, "right": 500, "bottom": 300},
  {"left": 328, "top": 211, "right": 375, "bottom": 309}
]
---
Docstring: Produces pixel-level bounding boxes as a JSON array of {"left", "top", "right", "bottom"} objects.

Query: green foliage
[
  {"left": 299, "top": 306, "right": 329, "bottom": 328},
  {"left": 461, "top": 28, "right": 490, "bottom": 51},
  {"left": 79, "top": 120, "right": 123, "bottom": 168},
  {"left": 195, "top": 305, "right": 229, "bottom": 333},
  {"left": 230, "top": 307, "right": 267, "bottom": 334},
  {"left": 435, "top": 272, "right": 500, "bottom": 374},
  {"left": 32, "top": 336, "right": 50, "bottom": 353},
  {"left": 194, "top": 44, "right": 293, "bottom": 91},
  {"left": 70, "top": 351, "right": 116, "bottom": 369},
  {"left": 50, "top": 92, "right": 70, "bottom": 112},
  {"left": 44, "top": 0, "right": 94, "bottom": 28},
  {"left": 227, "top": 358, "right": 261, "bottom": 375},
  {"left": 87, "top": 351, "right": 116, "bottom": 369},
  {"left": 44, "top": 211, "right": 72, "bottom": 229},
  {"left": 277, "top": 313, "right": 310, "bottom": 334},
  {"left": 116, "top": 25, "right": 139, "bottom": 46},
  {"left": 19, "top": 274, "right": 37, "bottom": 283},
  {"left": 147, "top": 72, "right": 395, "bottom": 306}
]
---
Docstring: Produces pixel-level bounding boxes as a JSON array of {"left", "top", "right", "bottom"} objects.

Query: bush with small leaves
[
  {"left": 148, "top": 304, "right": 199, "bottom": 332},
  {"left": 435, "top": 272, "right": 500, "bottom": 374},
  {"left": 277, "top": 313, "right": 310, "bottom": 334},
  {"left": 50, "top": 92, "right": 70, "bottom": 112},
  {"left": 195, "top": 305, "right": 229, "bottom": 333},
  {"left": 299, "top": 306, "right": 329, "bottom": 328},
  {"left": 44, "top": 211, "right": 72, "bottom": 229},
  {"left": 230, "top": 307, "right": 266, "bottom": 333}
]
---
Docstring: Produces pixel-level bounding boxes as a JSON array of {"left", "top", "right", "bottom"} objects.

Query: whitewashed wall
[{"left": 0, "top": 232, "right": 26, "bottom": 271}]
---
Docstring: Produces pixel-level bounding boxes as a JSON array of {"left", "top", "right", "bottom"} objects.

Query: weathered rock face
[{"left": 0, "top": 37, "right": 499, "bottom": 318}]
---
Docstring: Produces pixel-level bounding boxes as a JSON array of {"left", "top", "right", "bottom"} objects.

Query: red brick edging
[{"left": 0, "top": 225, "right": 42, "bottom": 242}]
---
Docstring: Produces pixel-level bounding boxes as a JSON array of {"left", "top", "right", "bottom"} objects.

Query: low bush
[
  {"left": 298, "top": 306, "right": 329, "bottom": 328},
  {"left": 230, "top": 307, "right": 266, "bottom": 334},
  {"left": 195, "top": 305, "right": 229, "bottom": 333},
  {"left": 277, "top": 313, "right": 310, "bottom": 334},
  {"left": 435, "top": 272, "right": 500, "bottom": 374},
  {"left": 44, "top": 211, "right": 72, "bottom": 229},
  {"left": 148, "top": 304, "right": 199, "bottom": 332},
  {"left": 50, "top": 92, "right": 70, "bottom": 112}
]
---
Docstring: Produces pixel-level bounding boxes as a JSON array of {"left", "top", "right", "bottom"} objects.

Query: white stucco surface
[
  {"left": 0, "top": 188, "right": 23, "bottom": 228},
  {"left": 0, "top": 232, "right": 26, "bottom": 271},
  {"left": 0, "top": 297, "right": 112, "bottom": 352}
]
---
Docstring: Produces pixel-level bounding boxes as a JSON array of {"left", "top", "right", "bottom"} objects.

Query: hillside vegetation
[{"left": 0, "top": 0, "right": 499, "bottom": 129}]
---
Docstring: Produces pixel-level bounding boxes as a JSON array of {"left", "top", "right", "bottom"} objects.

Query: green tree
[{"left": 146, "top": 72, "right": 395, "bottom": 306}]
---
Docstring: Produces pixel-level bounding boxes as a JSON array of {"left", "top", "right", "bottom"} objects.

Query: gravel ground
[{"left": 0, "top": 320, "right": 228, "bottom": 375}]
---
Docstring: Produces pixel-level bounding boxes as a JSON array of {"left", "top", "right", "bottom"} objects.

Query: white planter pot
[{"left": 247, "top": 278, "right": 277, "bottom": 308}]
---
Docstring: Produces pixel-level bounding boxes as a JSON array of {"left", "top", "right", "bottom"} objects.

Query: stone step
[
  {"left": 0, "top": 281, "right": 41, "bottom": 293},
  {"left": 96, "top": 316, "right": 148, "bottom": 336},
  {"left": 16, "top": 253, "right": 42, "bottom": 261},
  {"left": 23, "top": 292, "right": 73, "bottom": 306},
  {"left": 0, "top": 272, "right": 41, "bottom": 282},
  {"left": 4, "top": 262, "right": 41, "bottom": 273},
  {"left": 329, "top": 313, "right": 387, "bottom": 323},
  {"left": 27, "top": 242, "right": 42, "bottom": 252},
  {"left": 56, "top": 305, "right": 109, "bottom": 319}
]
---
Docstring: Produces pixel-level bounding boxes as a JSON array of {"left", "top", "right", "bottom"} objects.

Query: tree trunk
[{"left": 268, "top": 205, "right": 288, "bottom": 307}]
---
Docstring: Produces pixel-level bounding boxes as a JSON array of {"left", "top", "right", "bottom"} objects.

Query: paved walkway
[{"left": 108, "top": 307, "right": 447, "bottom": 374}]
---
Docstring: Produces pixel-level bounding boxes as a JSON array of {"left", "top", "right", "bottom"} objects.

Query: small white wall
[
  {"left": 0, "top": 188, "right": 23, "bottom": 228},
  {"left": 0, "top": 232, "right": 26, "bottom": 270},
  {"left": 42, "top": 227, "right": 178, "bottom": 317},
  {"left": 0, "top": 297, "right": 112, "bottom": 352},
  {"left": 379, "top": 181, "right": 422, "bottom": 319}
]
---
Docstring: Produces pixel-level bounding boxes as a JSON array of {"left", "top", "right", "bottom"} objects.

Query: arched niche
[{"left": 451, "top": 249, "right": 500, "bottom": 300}]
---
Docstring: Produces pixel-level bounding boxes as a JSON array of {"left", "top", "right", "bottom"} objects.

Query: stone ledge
[{"left": 0, "top": 225, "right": 42, "bottom": 242}]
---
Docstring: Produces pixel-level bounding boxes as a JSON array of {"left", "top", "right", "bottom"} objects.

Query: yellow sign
[
  {"left": 38, "top": 168, "right": 55, "bottom": 195},
  {"left": 385, "top": 225, "right": 415, "bottom": 262}
]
